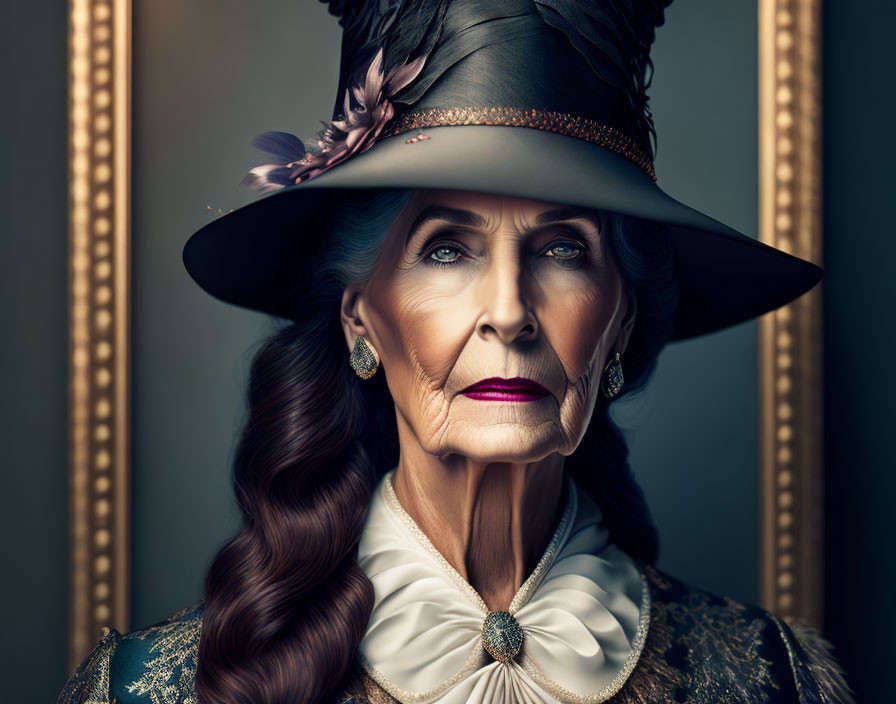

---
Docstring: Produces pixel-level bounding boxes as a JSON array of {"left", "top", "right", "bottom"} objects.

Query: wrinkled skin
[{"left": 340, "top": 189, "right": 636, "bottom": 610}]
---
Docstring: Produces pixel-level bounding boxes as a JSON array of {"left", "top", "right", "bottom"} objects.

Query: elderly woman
[{"left": 59, "top": 1, "right": 853, "bottom": 703}]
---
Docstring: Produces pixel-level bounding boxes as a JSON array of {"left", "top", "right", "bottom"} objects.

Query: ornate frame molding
[
  {"left": 758, "top": 0, "right": 824, "bottom": 627},
  {"left": 67, "top": 0, "right": 131, "bottom": 670}
]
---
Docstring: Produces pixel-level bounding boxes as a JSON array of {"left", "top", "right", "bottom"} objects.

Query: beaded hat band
[
  {"left": 379, "top": 107, "right": 657, "bottom": 181},
  {"left": 240, "top": 47, "right": 657, "bottom": 195}
]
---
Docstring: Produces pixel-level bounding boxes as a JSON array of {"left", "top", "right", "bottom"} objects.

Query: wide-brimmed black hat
[{"left": 182, "top": 0, "right": 822, "bottom": 341}]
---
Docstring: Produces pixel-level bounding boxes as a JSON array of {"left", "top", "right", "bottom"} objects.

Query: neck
[{"left": 391, "top": 435, "right": 567, "bottom": 612}]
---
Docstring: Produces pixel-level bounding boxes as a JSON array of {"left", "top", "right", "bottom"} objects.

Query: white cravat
[{"left": 356, "top": 469, "right": 650, "bottom": 704}]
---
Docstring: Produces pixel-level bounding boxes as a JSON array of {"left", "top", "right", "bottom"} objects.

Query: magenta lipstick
[{"left": 460, "top": 377, "right": 551, "bottom": 402}]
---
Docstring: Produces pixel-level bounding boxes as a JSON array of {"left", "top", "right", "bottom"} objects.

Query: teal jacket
[{"left": 57, "top": 566, "right": 853, "bottom": 704}]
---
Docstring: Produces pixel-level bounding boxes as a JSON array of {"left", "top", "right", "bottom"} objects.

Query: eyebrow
[
  {"left": 405, "top": 204, "right": 597, "bottom": 243},
  {"left": 405, "top": 206, "right": 487, "bottom": 243},
  {"left": 535, "top": 207, "right": 598, "bottom": 225}
]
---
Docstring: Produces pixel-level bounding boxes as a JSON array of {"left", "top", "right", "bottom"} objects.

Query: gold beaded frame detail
[
  {"left": 378, "top": 106, "right": 657, "bottom": 181},
  {"left": 758, "top": 0, "right": 823, "bottom": 628},
  {"left": 67, "top": 0, "right": 132, "bottom": 671}
]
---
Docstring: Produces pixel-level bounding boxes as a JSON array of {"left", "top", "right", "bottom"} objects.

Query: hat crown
[{"left": 326, "top": 0, "right": 672, "bottom": 162}]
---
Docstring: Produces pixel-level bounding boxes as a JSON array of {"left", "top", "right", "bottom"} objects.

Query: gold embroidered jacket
[{"left": 57, "top": 565, "right": 854, "bottom": 704}]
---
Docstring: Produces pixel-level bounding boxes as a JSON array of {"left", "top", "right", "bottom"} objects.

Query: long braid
[{"left": 196, "top": 314, "right": 377, "bottom": 704}]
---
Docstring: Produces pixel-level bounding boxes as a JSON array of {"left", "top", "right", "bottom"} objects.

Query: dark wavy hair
[{"left": 195, "top": 188, "right": 679, "bottom": 704}]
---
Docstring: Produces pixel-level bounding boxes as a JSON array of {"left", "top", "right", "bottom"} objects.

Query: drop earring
[
  {"left": 349, "top": 335, "right": 380, "bottom": 379},
  {"left": 600, "top": 352, "right": 624, "bottom": 398}
]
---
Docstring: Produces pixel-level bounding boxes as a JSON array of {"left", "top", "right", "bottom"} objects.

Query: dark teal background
[{"left": 1, "top": 1, "right": 891, "bottom": 702}]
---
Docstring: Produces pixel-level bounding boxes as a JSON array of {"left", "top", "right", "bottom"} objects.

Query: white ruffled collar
[{"left": 356, "top": 469, "right": 650, "bottom": 704}]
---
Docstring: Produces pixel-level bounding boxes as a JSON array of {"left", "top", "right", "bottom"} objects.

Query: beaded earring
[
  {"left": 600, "top": 352, "right": 624, "bottom": 399},
  {"left": 349, "top": 335, "right": 380, "bottom": 379}
]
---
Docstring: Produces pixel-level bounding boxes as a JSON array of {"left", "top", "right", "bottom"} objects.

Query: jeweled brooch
[{"left": 481, "top": 610, "right": 524, "bottom": 663}]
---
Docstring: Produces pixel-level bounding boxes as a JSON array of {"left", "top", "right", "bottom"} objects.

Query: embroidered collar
[{"left": 356, "top": 469, "right": 650, "bottom": 704}]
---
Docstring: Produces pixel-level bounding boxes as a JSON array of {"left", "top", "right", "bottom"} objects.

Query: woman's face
[{"left": 341, "top": 189, "right": 635, "bottom": 462}]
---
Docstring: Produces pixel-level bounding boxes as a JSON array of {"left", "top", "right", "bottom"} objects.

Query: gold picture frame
[
  {"left": 66, "top": 0, "right": 131, "bottom": 671},
  {"left": 758, "top": 0, "right": 824, "bottom": 628},
  {"left": 65, "top": 0, "right": 825, "bottom": 669}
]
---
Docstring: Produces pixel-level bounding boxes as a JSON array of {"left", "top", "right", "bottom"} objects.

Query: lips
[{"left": 460, "top": 377, "right": 551, "bottom": 402}]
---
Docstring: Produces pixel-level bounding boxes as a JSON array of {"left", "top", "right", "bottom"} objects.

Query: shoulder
[
  {"left": 109, "top": 601, "right": 204, "bottom": 703},
  {"left": 773, "top": 617, "right": 857, "bottom": 704},
  {"left": 616, "top": 564, "right": 855, "bottom": 704},
  {"left": 57, "top": 601, "right": 204, "bottom": 704}
]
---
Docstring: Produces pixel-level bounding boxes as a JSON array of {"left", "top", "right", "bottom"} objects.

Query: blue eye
[
  {"left": 545, "top": 241, "right": 584, "bottom": 262},
  {"left": 427, "top": 244, "right": 464, "bottom": 267}
]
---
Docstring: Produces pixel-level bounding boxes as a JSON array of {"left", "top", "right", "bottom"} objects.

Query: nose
[{"left": 477, "top": 253, "right": 538, "bottom": 344}]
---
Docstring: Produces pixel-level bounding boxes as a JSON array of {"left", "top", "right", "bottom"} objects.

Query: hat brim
[{"left": 183, "top": 125, "right": 821, "bottom": 341}]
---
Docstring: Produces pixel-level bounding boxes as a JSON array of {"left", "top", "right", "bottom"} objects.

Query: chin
[{"left": 434, "top": 421, "right": 564, "bottom": 463}]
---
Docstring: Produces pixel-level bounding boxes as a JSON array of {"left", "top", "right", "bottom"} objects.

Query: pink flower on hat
[{"left": 241, "top": 47, "right": 426, "bottom": 194}]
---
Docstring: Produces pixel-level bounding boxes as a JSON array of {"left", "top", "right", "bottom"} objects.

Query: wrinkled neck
[{"left": 391, "top": 445, "right": 567, "bottom": 612}]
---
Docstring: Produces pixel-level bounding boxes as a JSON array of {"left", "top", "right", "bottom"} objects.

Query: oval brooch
[{"left": 481, "top": 610, "right": 524, "bottom": 663}]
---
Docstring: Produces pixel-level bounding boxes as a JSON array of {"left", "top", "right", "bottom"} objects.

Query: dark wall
[
  {"left": 822, "top": 0, "right": 896, "bottom": 701},
  {"left": 0, "top": 1, "right": 70, "bottom": 703},
  {"left": 631, "top": 0, "right": 760, "bottom": 605}
]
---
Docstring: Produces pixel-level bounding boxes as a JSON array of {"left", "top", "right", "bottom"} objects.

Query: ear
[
  {"left": 340, "top": 283, "right": 368, "bottom": 352},
  {"left": 616, "top": 286, "right": 637, "bottom": 356}
]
